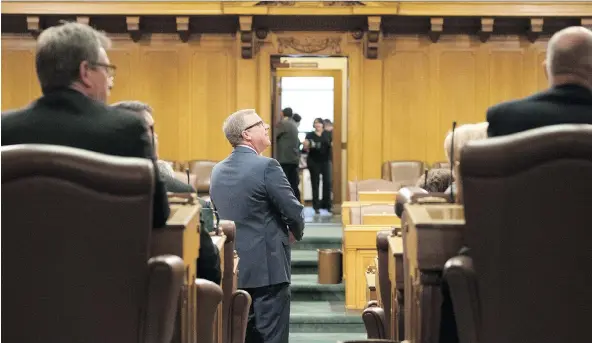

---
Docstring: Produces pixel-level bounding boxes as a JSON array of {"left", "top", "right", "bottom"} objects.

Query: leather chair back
[
  {"left": 348, "top": 179, "right": 399, "bottom": 201},
  {"left": 461, "top": 125, "right": 592, "bottom": 343},
  {"left": 2, "top": 144, "right": 181, "bottom": 343},
  {"left": 376, "top": 231, "right": 392, "bottom": 338},
  {"left": 219, "top": 220, "right": 237, "bottom": 343},
  {"left": 187, "top": 160, "right": 217, "bottom": 193},
  {"left": 381, "top": 160, "right": 425, "bottom": 188}
]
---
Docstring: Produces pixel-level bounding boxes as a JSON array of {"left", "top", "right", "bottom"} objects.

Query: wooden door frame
[{"left": 273, "top": 68, "right": 344, "bottom": 207}]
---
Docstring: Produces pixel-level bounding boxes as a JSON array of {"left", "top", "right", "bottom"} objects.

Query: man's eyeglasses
[
  {"left": 91, "top": 62, "right": 117, "bottom": 77},
  {"left": 243, "top": 121, "right": 264, "bottom": 131}
]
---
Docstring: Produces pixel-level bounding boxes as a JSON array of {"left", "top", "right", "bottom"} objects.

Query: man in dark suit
[
  {"left": 210, "top": 109, "right": 305, "bottom": 343},
  {"left": 487, "top": 26, "right": 592, "bottom": 137},
  {"left": 111, "top": 100, "right": 221, "bottom": 285},
  {"left": 1, "top": 22, "right": 169, "bottom": 228},
  {"left": 275, "top": 107, "right": 301, "bottom": 200}
]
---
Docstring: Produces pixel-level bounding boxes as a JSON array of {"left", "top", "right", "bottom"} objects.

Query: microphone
[{"left": 449, "top": 121, "right": 457, "bottom": 203}]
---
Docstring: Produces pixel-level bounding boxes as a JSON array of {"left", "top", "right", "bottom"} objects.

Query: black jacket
[
  {"left": 1, "top": 88, "right": 170, "bottom": 228},
  {"left": 487, "top": 84, "right": 592, "bottom": 137}
]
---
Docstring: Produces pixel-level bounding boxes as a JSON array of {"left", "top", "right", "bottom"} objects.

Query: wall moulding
[{"left": 2, "top": 1, "right": 590, "bottom": 17}]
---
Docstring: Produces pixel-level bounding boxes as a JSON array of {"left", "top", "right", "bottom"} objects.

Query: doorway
[{"left": 270, "top": 58, "right": 346, "bottom": 213}]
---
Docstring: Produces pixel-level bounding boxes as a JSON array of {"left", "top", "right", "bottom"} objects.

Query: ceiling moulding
[{"left": 2, "top": 1, "right": 590, "bottom": 17}]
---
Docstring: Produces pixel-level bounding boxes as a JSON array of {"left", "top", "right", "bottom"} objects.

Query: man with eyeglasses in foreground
[
  {"left": 210, "top": 109, "right": 305, "bottom": 343},
  {"left": 1, "top": 22, "right": 170, "bottom": 228}
]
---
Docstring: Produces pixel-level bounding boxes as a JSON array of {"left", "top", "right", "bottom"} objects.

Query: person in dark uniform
[{"left": 304, "top": 118, "right": 333, "bottom": 214}]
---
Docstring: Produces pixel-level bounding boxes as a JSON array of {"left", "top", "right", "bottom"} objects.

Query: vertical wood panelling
[
  {"left": 1, "top": 38, "right": 40, "bottom": 110},
  {"left": 1, "top": 32, "right": 550, "bottom": 181}
]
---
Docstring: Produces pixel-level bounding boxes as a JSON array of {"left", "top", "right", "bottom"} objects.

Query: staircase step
[
  {"left": 289, "top": 332, "right": 367, "bottom": 343},
  {"left": 291, "top": 274, "right": 344, "bottom": 301},
  {"left": 293, "top": 223, "right": 343, "bottom": 251},
  {"left": 290, "top": 301, "right": 365, "bottom": 333},
  {"left": 291, "top": 250, "right": 319, "bottom": 274}
]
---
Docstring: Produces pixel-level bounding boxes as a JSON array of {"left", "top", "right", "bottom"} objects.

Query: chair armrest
[
  {"left": 194, "top": 278, "right": 224, "bottom": 343},
  {"left": 395, "top": 186, "right": 428, "bottom": 217},
  {"left": 219, "top": 220, "right": 235, "bottom": 243},
  {"left": 443, "top": 255, "right": 480, "bottom": 343},
  {"left": 362, "top": 306, "right": 387, "bottom": 339},
  {"left": 228, "top": 290, "right": 252, "bottom": 343},
  {"left": 144, "top": 255, "right": 185, "bottom": 343}
]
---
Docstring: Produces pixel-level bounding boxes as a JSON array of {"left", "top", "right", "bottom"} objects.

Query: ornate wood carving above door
[{"left": 276, "top": 37, "right": 343, "bottom": 54}]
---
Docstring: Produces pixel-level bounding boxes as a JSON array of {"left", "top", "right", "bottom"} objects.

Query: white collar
[{"left": 237, "top": 145, "right": 258, "bottom": 154}]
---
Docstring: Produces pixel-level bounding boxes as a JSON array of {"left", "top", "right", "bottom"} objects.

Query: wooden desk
[
  {"left": 211, "top": 235, "right": 227, "bottom": 343},
  {"left": 342, "top": 201, "right": 396, "bottom": 226},
  {"left": 358, "top": 191, "right": 397, "bottom": 202},
  {"left": 388, "top": 234, "right": 404, "bottom": 341},
  {"left": 403, "top": 204, "right": 465, "bottom": 343},
  {"left": 365, "top": 265, "right": 377, "bottom": 304},
  {"left": 151, "top": 199, "right": 201, "bottom": 343},
  {"left": 363, "top": 213, "right": 401, "bottom": 226},
  {"left": 344, "top": 225, "right": 395, "bottom": 310}
]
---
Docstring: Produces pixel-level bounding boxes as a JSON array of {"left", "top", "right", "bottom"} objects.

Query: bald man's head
[{"left": 545, "top": 26, "right": 592, "bottom": 89}]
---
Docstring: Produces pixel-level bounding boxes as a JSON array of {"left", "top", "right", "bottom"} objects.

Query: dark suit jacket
[
  {"left": 275, "top": 118, "right": 301, "bottom": 165},
  {"left": 487, "top": 84, "right": 592, "bottom": 137},
  {"left": 210, "top": 146, "right": 304, "bottom": 289},
  {"left": 160, "top": 173, "right": 221, "bottom": 285},
  {"left": 1, "top": 88, "right": 170, "bottom": 228}
]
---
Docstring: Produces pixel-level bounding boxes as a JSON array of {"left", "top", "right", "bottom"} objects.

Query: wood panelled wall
[{"left": 1, "top": 32, "right": 548, "bottom": 180}]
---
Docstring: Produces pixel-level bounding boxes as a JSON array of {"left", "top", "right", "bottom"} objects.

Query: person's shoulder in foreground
[{"left": 487, "top": 26, "right": 592, "bottom": 137}]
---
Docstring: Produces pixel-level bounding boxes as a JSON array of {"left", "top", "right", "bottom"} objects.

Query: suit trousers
[
  {"left": 244, "top": 282, "right": 291, "bottom": 343},
  {"left": 280, "top": 163, "right": 301, "bottom": 201}
]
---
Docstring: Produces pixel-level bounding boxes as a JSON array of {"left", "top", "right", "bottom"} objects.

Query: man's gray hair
[
  {"left": 223, "top": 109, "right": 257, "bottom": 147},
  {"left": 546, "top": 26, "right": 592, "bottom": 84},
  {"left": 111, "top": 100, "right": 153, "bottom": 114},
  {"left": 36, "top": 22, "right": 111, "bottom": 93}
]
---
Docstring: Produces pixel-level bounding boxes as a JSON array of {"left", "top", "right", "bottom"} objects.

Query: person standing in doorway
[
  {"left": 304, "top": 118, "right": 333, "bottom": 214},
  {"left": 275, "top": 107, "right": 301, "bottom": 200}
]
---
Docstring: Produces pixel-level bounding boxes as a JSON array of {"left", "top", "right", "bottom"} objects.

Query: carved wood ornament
[
  {"left": 429, "top": 18, "right": 443, "bottom": 43},
  {"left": 527, "top": 18, "right": 544, "bottom": 43},
  {"left": 479, "top": 18, "right": 494, "bottom": 43},
  {"left": 364, "top": 16, "right": 381, "bottom": 59},
  {"left": 26, "top": 16, "right": 40, "bottom": 39},
  {"left": 176, "top": 16, "right": 190, "bottom": 43},
  {"left": 126, "top": 16, "right": 141, "bottom": 43},
  {"left": 277, "top": 37, "right": 342, "bottom": 54},
  {"left": 239, "top": 16, "right": 254, "bottom": 59}
]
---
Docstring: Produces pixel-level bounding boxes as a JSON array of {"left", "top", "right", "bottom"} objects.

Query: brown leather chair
[
  {"left": 219, "top": 220, "right": 248, "bottom": 343},
  {"left": 227, "top": 290, "right": 252, "bottom": 343},
  {"left": 381, "top": 160, "right": 425, "bottom": 188},
  {"left": 173, "top": 170, "right": 197, "bottom": 189},
  {"left": 187, "top": 160, "right": 217, "bottom": 194},
  {"left": 2, "top": 144, "right": 184, "bottom": 343},
  {"left": 445, "top": 124, "right": 592, "bottom": 343},
  {"left": 348, "top": 179, "right": 399, "bottom": 201},
  {"left": 362, "top": 230, "right": 392, "bottom": 339},
  {"left": 195, "top": 278, "right": 224, "bottom": 343},
  {"left": 362, "top": 302, "right": 388, "bottom": 339}
]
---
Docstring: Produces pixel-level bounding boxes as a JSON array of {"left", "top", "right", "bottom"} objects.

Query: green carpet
[{"left": 289, "top": 219, "right": 366, "bottom": 341}]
